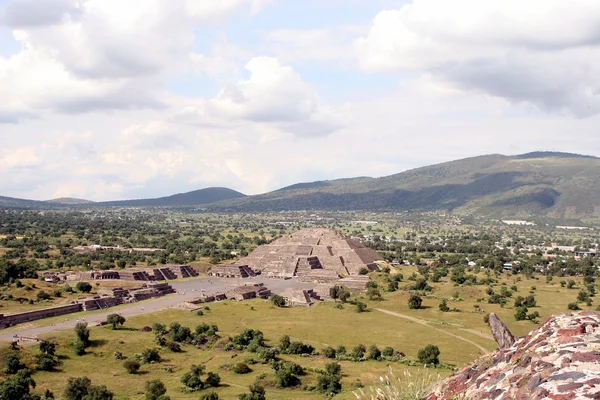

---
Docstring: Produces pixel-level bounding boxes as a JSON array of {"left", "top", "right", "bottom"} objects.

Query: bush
[
  {"left": 408, "top": 294, "right": 422, "bottom": 309},
  {"left": 145, "top": 380, "right": 169, "bottom": 400},
  {"left": 152, "top": 323, "right": 167, "bottom": 335},
  {"left": 73, "top": 340, "right": 86, "bottom": 356},
  {"left": 359, "top": 267, "right": 369, "bottom": 275},
  {"left": 417, "top": 344, "right": 440, "bottom": 365},
  {"left": 355, "top": 301, "right": 368, "bottom": 313},
  {"left": 233, "top": 363, "right": 252, "bottom": 374},
  {"left": 568, "top": 302, "right": 580, "bottom": 310},
  {"left": 74, "top": 322, "right": 90, "bottom": 347},
  {"left": 141, "top": 348, "right": 161, "bottom": 363},
  {"left": 350, "top": 344, "right": 366, "bottom": 360},
  {"left": 322, "top": 346, "right": 336, "bottom": 359},
  {"left": 123, "top": 360, "right": 140, "bottom": 374},
  {"left": 75, "top": 282, "right": 92, "bottom": 293},
  {"left": 271, "top": 294, "right": 286, "bottom": 307},
  {"left": 367, "top": 344, "right": 381, "bottom": 360},
  {"left": 36, "top": 290, "right": 51, "bottom": 301},
  {"left": 317, "top": 362, "right": 342, "bottom": 396},
  {"left": 439, "top": 299, "right": 450, "bottom": 312},
  {"left": 381, "top": 346, "right": 395, "bottom": 358},
  {"left": 106, "top": 314, "right": 126, "bottom": 330},
  {"left": 165, "top": 342, "right": 181, "bottom": 352},
  {"left": 200, "top": 392, "right": 219, "bottom": 400},
  {"left": 514, "top": 306, "right": 528, "bottom": 321},
  {"left": 204, "top": 372, "right": 221, "bottom": 388},
  {"left": 238, "top": 383, "right": 265, "bottom": 400},
  {"left": 4, "top": 354, "right": 24, "bottom": 374},
  {"left": 286, "top": 341, "right": 315, "bottom": 355}
]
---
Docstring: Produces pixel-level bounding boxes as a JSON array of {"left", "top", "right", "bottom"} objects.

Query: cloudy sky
[{"left": 1, "top": 0, "right": 600, "bottom": 201}]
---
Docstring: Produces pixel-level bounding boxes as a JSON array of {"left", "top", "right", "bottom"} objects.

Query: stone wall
[{"left": 0, "top": 304, "right": 82, "bottom": 329}]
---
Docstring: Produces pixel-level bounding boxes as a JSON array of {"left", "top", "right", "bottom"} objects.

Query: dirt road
[
  {"left": 375, "top": 308, "right": 493, "bottom": 354},
  {"left": 0, "top": 277, "right": 314, "bottom": 343}
]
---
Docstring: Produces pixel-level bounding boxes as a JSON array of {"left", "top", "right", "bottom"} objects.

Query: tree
[
  {"left": 439, "top": 299, "right": 450, "bottom": 312},
  {"left": 106, "top": 314, "right": 126, "bottom": 330},
  {"left": 145, "top": 380, "right": 169, "bottom": 400},
  {"left": 366, "top": 287, "right": 382, "bottom": 300},
  {"left": 64, "top": 377, "right": 92, "bottom": 400},
  {"left": 200, "top": 393, "right": 219, "bottom": 400},
  {"left": 350, "top": 344, "right": 366, "bottom": 360},
  {"left": 355, "top": 301, "right": 368, "bottom": 313},
  {"left": 181, "top": 365, "right": 204, "bottom": 392},
  {"left": 83, "top": 384, "right": 114, "bottom": 400},
  {"left": 141, "top": 348, "right": 161, "bottom": 363},
  {"left": 74, "top": 322, "right": 90, "bottom": 347},
  {"left": 4, "top": 354, "right": 25, "bottom": 374},
  {"left": 568, "top": 302, "right": 580, "bottom": 310},
  {"left": 279, "top": 335, "right": 290, "bottom": 351},
  {"left": 417, "top": 344, "right": 440, "bottom": 365},
  {"left": 408, "top": 294, "right": 422, "bottom": 309},
  {"left": 381, "top": 346, "right": 395, "bottom": 358},
  {"left": 123, "top": 360, "right": 140, "bottom": 374},
  {"left": 330, "top": 285, "right": 350, "bottom": 303},
  {"left": 322, "top": 346, "right": 336, "bottom": 359},
  {"left": 76, "top": 282, "right": 93, "bottom": 293},
  {"left": 367, "top": 344, "right": 381, "bottom": 360},
  {"left": 39, "top": 340, "right": 56, "bottom": 356},
  {"left": 152, "top": 323, "right": 167, "bottom": 335},
  {"left": 238, "top": 383, "right": 266, "bottom": 400},
  {"left": 0, "top": 369, "right": 39, "bottom": 400},
  {"left": 567, "top": 280, "right": 576, "bottom": 289},
  {"left": 271, "top": 294, "right": 286, "bottom": 307},
  {"left": 514, "top": 306, "right": 528, "bottom": 321},
  {"left": 317, "top": 362, "right": 342, "bottom": 396}
]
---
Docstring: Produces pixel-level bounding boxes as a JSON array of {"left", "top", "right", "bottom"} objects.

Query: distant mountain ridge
[{"left": 3, "top": 152, "right": 600, "bottom": 222}]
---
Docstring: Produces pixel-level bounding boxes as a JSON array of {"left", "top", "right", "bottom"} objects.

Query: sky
[{"left": 1, "top": 0, "right": 600, "bottom": 201}]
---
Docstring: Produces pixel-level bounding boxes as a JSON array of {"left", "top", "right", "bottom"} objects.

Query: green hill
[
  {"left": 213, "top": 152, "right": 600, "bottom": 221},
  {"left": 99, "top": 187, "right": 246, "bottom": 207}
]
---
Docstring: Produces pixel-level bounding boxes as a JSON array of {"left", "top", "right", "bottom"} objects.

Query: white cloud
[
  {"left": 355, "top": 0, "right": 600, "bottom": 117},
  {"left": 206, "top": 57, "right": 343, "bottom": 135},
  {"left": 0, "top": 0, "right": 267, "bottom": 118}
]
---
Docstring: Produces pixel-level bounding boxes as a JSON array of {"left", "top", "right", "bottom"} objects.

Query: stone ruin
[
  {"left": 280, "top": 288, "right": 322, "bottom": 307},
  {"left": 208, "top": 264, "right": 256, "bottom": 278},
  {"left": 65, "top": 264, "right": 198, "bottom": 282},
  {"left": 425, "top": 311, "right": 600, "bottom": 400},
  {"left": 0, "top": 283, "right": 177, "bottom": 328},
  {"left": 235, "top": 228, "right": 380, "bottom": 284}
]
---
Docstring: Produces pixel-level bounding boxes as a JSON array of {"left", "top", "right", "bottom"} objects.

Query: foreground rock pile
[{"left": 425, "top": 311, "right": 600, "bottom": 400}]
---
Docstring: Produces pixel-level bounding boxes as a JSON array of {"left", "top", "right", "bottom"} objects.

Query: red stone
[
  {"left": 557, "top": 326, "right": 586, "bottom": 336},
  {"left": 571, "top": 352, "right": 600, "bottom": 363}
]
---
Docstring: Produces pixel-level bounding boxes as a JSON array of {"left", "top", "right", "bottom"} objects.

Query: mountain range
[{"left": 3, "top": 152, "right": 600, "bottom": 222}]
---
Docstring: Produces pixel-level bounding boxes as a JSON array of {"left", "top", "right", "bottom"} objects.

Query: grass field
[{"left": 0, "top": 267, "right": 594, "bottom": 399}]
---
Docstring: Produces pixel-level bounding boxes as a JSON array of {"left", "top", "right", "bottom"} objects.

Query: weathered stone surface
[
  {"left": 425, "top": 312, "right": 600, "bottom": 400},
  {"left": 489, "top": 312, "right": 516, "bottom": 349}
]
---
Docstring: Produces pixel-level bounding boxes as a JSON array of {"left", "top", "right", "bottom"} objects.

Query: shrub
[
  {"left": 145, "top": 380, "right": 168, "bottom": 400},
  {"left": 367, "top": 344, "right": 381, "bottom": 360},
  {"left": 381, "top": 346, "right": 395, "bottom": 358},
  {"left": 439, "top": 299, "right": 450, "bottom": 312},
  {"left": 36, "top": 290, "right": 51, "bottom": 301},
  {"left": 123, "top": 360, "right": 140, "bottom": 374},
  {"left": 141, "top": 348, "right": 161, "bottom": 363},
  {"left": 233, "top": 363, "right": 252, "bottom": 374},
  {"left": 39, "top": 340, "right": 56, "bottom": 356},
  {"left": 73, "top": 340, "right": 86, "bottom": 356},
  {"left": 514, "top": 306, "right": 528, "bottom": 321},
  {"left": 4, "top": 354, "right": 24, "bottom": 374},
  {"left": 317, "top": 362, "right": 342, "bottom": 396},
  {"left": 204, "top": 372, "right": 221, "bottom": 388},
  {"left": 106, "top": 314, "right": 126, "bottom": 330},
  {"left": 350, "top": 344, "right": 366, "bottom": 360},
  {"left": 417, "top": 344, "right": 440, "bottom": 366},
  {"left": 238, "top": 383, "right": 266, "bottom": 400},
  {"left": 74, "top": 322, "right": 90, "bottom": 347},
  {"left": 568, "top": 302, "right": 580, "bottom": 310},
  {"left": 359, "top": 267, "right": 369, "bottom": 275},
  {"left": 152, "top": 323, "right": 166, "bottom": 335},
  {"left": 355, "top": 301, "right": 368, "bottom": 313},
  {"left": 322, "top": 346, "right": 336, "bottom": 359},
  {"left": 567, "top": 280, "right": 576, "bottom": 289},
  {"left": 165, "top": 342, "right": 181, "bottom": 352},
  {"left": 75, "top": 282, "right": 92, "bottom": 293},
  {"left": 408, "top": 294, "right": 422, "bottom": 309},
  {"left": 200, "top": 392, "right": 219, "bottom": 400},
  {"left": 271, "top": 294, "right": 286, "bottom": 307}
]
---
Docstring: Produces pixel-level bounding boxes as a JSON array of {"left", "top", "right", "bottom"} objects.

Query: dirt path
[{"left": 375, "top": 308, "right": 492, "bottom": 354}]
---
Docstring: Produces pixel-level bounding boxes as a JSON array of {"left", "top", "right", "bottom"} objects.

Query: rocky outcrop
[
  {"left": 488, "top": 312, "right": 515, "bottom": 349},
  {"left": 425, "top": 312, "right": 600, "bottom": 400}
]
